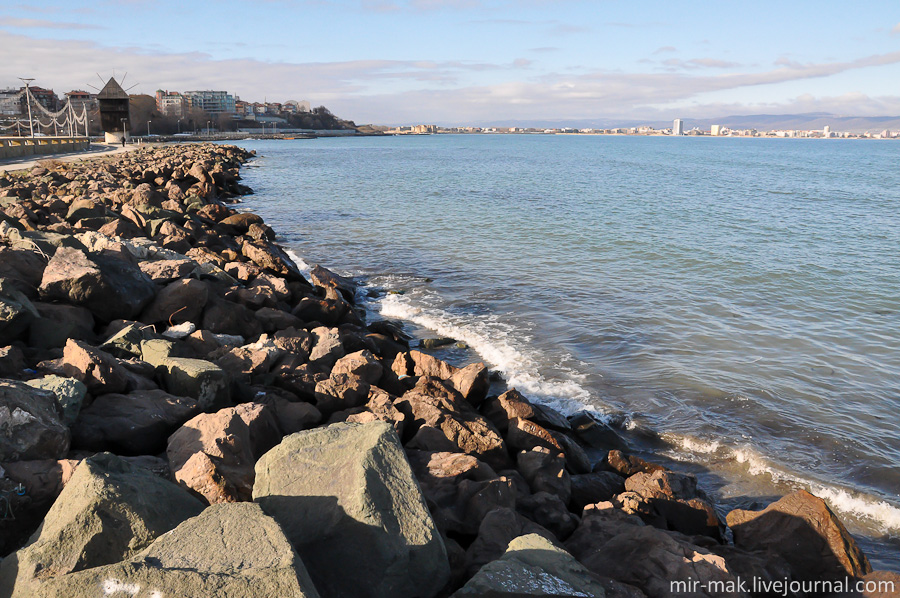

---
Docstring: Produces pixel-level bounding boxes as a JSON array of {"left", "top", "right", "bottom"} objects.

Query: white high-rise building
[
  {"left": 823, "top": 125, "right": 831, "bottom": 138},
  {"left": 710, "top": 124, "right": 722, "bottom": 136},
  {"left": 673, "top": 119, "right": 684, "bottom": 135}
]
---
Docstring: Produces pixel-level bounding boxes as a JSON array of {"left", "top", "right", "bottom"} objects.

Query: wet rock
[
  {"left": 38, "top": 246, "right": 156, "bottom": 322},
  {"left": 726, "top": 490, "right": 872, "bottom": 583},
  {"left": 0, "top": 453, "right": 204, "bottom": 598},
  {"left": 71, "top": 389, "right": 201, "bottom": 455},
  {"left": 483, "top": 388, "right": 571, "bottom": 434},
  {"left": 25, "top": 375, "right": 87, "bottom": 426},
  {"left": 254, "top": 421, "right": 450, "bottom": 598},
  {"left": 453, "top": 533, "right": 607, "bottom": 598},
  {"left": 309, "top": 264, "right": 356, "bottom": 304},
  {"left": 604, "top": 449, "right": 665, "bottom": 477},
  {"left": 167, "top": 407, "right": 257, "bottom": 504},
  {"left": 395, "top": 350, "right": 490, "bottom": 406},
  {"left": 0, "top": 379, "right": 70, "bottom": 461},
  {"left": 398, "top": 377, "right": 511, "bottom": 471}
]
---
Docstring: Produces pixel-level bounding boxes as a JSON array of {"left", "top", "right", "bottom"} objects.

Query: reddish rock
[
  {"left": 314, "top": 373, "right": 371, "bottom": 415},
  {"left": 606, "top": 449, "right": 665, "bottom": 477},
  {"left": 309, "top": 264, "right": 356, "bottom": 304},
  {"left": 138, "top": 258, "right": 197, "bottom": 283},
  {"left": 233, "top": 402, "right": 282, "bottom": 460},
  {"left": 167, "top": 407, "right": 256, "bottom": 504},
  {"left": 61, "top": 338, "right": 155, "bottom": 395},
  {"left": 256, "top": 394, "right": 322, "bottom": 434},
  {"left": 220, "top": 212, "right": 264, "bottom": 231},
  {"left": 201, "top": 296, "right": 263, "bottom": 340},
  {"left": 570, "top": 471, "right": 627, "bottom": 512},
  {"left": 506, "top": 416, "right": 564, "bottom": 453},
  {"left": 224, "top": 261, "right": 262, "bottom": 282},
  {"left": 331, "top": 349, "right": 384, "bottom": 385},
  {"left": 726, "top": 490, "right": 872, "bottom": 583},
  {"left": 517, "top": 491, "right": 580, "bottom": 541},
  {"left": 397, "top": 377, "right": 511, "bottom": 471}
]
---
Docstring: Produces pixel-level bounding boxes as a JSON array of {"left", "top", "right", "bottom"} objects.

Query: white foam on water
[
  {"left": 285, "top": 249, "right": 313, "bottom": 279},
  {"left": 378, "top": 291, "right": 598, "bottom": 418},
  {"left": 663, "top": 432, "right": 900, "bottom": 534}
]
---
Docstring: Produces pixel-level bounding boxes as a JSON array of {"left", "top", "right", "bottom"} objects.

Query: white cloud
[
  {"left": 0, "top": 16, "right": 102, "bottom": 29},
  {"left": 3, "top": 30, "right": 900, "bottom": 124},
  {"left": 892, "top": 22, "right": 900, "bottom": 35}
]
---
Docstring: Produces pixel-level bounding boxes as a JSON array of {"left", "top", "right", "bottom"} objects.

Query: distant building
[
  {"left": 412, "top": 124, "right": 437, "bottom": 134},
  {"left": 183, "top": 90, "right": 236, "bottom": 115},
  {"left": 710, "top": 124, "right": 722, "bottom": 136},
  {"left": 673, "top": 118, "right": 684, "bottom": 135},
  {"left": 283, "top": 100, "right": 311, "bottom": 113},
  {"left": 155, "top": 90, "right": 185, "bottom": 118},
  {"left": 25, "top": 86, "right": 60, "bottom": 112},
  {"left": 0, "top": 88, "right": 21, "bottom": 115},
  {"left": 66, "top": 90, "right": 97, "bottom": 114},
  {"left": 823, "top": 125, "right": 831, "bottom": 138}
]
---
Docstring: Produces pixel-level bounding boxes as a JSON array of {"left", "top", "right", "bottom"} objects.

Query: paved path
[{"left": 0, "top": 143, "right": 146, "bottom": 174}]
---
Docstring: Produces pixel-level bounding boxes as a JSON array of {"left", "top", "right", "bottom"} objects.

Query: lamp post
[
  {"left": 121, "top": 118, "right": 128, "bottom": 144},
  {"left": 18, "top": 77, "right": 35, "bottom": 138},
  {"left": 177, "top": 117, "right": 182, "bottom": 134},
  {"left": 147, "top": 120, "right": 152, "bottom": 137}
]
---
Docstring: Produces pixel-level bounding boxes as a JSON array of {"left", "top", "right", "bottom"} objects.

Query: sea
[{"left": 227, "top": 134, "right": 900, "bottom": 568}]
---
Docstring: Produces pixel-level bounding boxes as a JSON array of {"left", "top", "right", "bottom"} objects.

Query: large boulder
[
  {"left": 0, "top": 379, "right": 70, "bottom": 461},
  {"left": 253, "top": 421, "right": 450, "bottom": 598},
  {"left": 622, "top": 469, "right": 723, "bottom": 539},
  {"left": 21, "top": 503, "right": 322, "bottom": 598},
  {"left": 0, "top": 453, "right": 204, "bottom": 597},
  {"left": 395, "top": 351, "right": 489, "bottom": 406},
  {"left": 38, "top": 246, "right": 156, "bottom": 322},
  {"left": 453, "top": 533, "right": 607, "bottom": 597},
  {"left": 71, "top": 389, "right": 201, "bottom": 455},
  {"left": 29, "top": 302, "right": 95, "bottom": 349},
  {"left": 166, "top": 407, "right": 257, "bottom": 504},
  {"left": 726, "top": 490, "right": 872, "bottom": 583},
  {"left": 464, "top": 507, "right": 560, "bottom": 579}
]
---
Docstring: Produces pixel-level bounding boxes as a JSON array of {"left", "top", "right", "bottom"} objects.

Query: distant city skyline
[{"left": 1, "top": 1, "right": 899, "bottom": 125}]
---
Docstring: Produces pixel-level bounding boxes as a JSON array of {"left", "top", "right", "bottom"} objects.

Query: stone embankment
[{"left": 0, "top": 144, "right": 896, "bottom": 597}]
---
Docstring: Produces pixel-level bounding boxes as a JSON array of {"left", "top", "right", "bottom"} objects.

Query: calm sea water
[{"left": 230, "top": 135, "right": 900, "bottom": 567}]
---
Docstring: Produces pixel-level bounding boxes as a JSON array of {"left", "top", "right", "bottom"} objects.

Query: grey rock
[
  {"left": 0, "top": 379, "right": 70, "bottom": 461},
  {"left": 0, "top": 278, "right": 39, "bottom": 345},
  {"left": 254, "top": 421, "right": 450, "bottom": 598},
  {"left": 141, "top": 339, "right": 230, "bottom": 410},
  {"left": 453, "top": 533, "right": 606, "bottom": 597},
  {"left": 25, "top": 375, "right": 87, "bottom": 426}
]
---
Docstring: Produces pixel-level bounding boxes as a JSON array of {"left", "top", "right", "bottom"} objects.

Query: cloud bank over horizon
[{"left": 2, "top": 1, "right": 900, "bottom": 125}]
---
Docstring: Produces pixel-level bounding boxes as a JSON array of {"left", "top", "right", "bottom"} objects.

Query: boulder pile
[{"left": 0, "top": 144, "right": 895, "bottom": 597}]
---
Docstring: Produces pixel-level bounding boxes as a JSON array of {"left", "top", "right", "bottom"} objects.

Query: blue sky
[{"left": 2, "top": 0, "right": 900, "bottom": 125}]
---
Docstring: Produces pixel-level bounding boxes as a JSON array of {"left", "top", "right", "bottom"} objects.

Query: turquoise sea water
[{"left": 231, "top": 135, "right": 900, "bottom": 567}]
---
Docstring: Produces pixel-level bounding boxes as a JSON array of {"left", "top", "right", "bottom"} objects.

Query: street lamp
[
  {"left": 18, "top": 77, "right": 35, "bottom": 138},
  {"left": 207, "top": 121, "right": 211, "bottom": 137},
  {"left": 177, "top": 117, "right": 183, "bottom": 134},
  {"left": 121, "top": 118, "right": 128, "bottom": 144},
  {"left": 147, "top": 120, "right": 152, "bottom": 137}
]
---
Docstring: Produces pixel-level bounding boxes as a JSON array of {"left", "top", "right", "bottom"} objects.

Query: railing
[{"left": 0, "top": 136, "right": 90, "bottom": 159}]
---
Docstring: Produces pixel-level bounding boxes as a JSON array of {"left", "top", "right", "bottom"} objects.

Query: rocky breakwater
[{"left": 0, "top": 143, "right": 896, "bottom": 598}]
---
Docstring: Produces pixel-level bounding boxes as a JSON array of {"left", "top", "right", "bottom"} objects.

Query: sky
[{"left": 2, "top": 0, "right": 900, "bottom": 126}]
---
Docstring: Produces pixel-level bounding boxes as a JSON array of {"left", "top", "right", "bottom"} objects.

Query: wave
[
  {"left": 662, "top": 432, "right": 900, "bottom": 534},
  {"left": 377, "top": 291, "right": 599, "bottom": 418}
]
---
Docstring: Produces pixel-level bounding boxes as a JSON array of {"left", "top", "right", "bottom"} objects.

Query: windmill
[{"left": 88, "top": 73, "right": 138, "bottom": 144}]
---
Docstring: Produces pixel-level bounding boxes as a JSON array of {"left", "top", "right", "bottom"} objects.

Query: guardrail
[{"left": 0, "top": 136, "right": 90, "bottom": 160}]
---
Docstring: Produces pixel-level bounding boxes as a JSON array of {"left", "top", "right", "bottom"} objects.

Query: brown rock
[
  {"left": 570, "top": 471, "right": 627, "bottom": 512},
  {"left": 166, "top": 407, "right": 256, "bottom": 504},
  {"left": 726, "top": 490, "right": 872, "bottom": 583},
  {"left": 517, "top": 447, "right": 571, "bottom": 505},
  {"left": 138, "top": 258, "right": 197, "bottom": 283},
  {"left": 309, "top": 264, "right": 356, "bottom": 304},
  {"left": 506, "top": 416, "right": 564, "bottom": 453},
  {"left": 220, "top": 212, "right": 264, "bottom": 231},
  {"left": 398, "top": 377, "right": 511, "bottom": 470},
  {"left": 314, "top": 373, "right": 371, "bottom": 415},
  {"left": 256, "top": 393, "right": 322, "bottom": 434},
  {"left": 464, "top": 507, "right": 559, "bottom": 578},
  {"left": 517, "top": 491, "right": 580, "bottom": 541},
  {"left": 255, "top": 306, "right": 303, "bottom": 332},
  {"left": 331, "top": 349, "right": 384, "bottom": 385},
  {"left": 140, "top": 278, "right": 209, "bottom": 326},
  {"left": 61, "top": 338, "right": 155, "bottom": 395},
  {"left": 606, "top": 449, "right": 665, "bottom": 477},
  {"left": 201, "top": 296, "right": 263, "bottom": 339}
]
